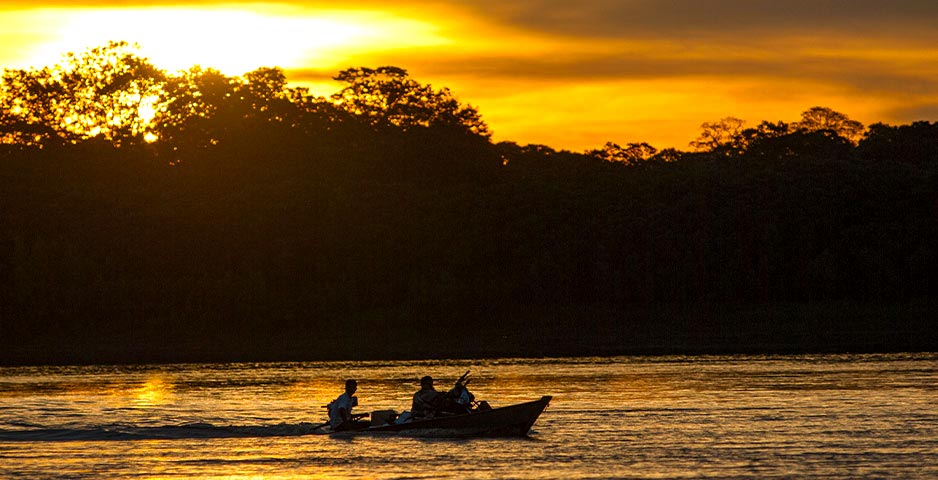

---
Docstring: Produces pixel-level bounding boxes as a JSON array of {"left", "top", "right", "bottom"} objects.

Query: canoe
[{"left": 342, "top": 395, "right": 552, "bottom": 437}]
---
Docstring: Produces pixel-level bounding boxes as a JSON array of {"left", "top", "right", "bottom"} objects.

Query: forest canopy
[
  {"left": 1, "top": 43, "right": 936, "bottom": 364},
  {"left": 0, "top": 42, "right": 489, "bottom": 150}
]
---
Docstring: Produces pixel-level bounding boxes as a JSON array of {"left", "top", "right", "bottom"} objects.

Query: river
[{"left": 2, "top": 354, "right": 937, "bottom": 478}]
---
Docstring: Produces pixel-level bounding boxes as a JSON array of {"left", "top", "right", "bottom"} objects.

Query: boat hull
[{"left": 362, "top": 395, "right": 551, "bottom": 437}]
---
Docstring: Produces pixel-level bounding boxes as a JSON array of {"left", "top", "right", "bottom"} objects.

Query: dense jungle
[{"left": 2, "top": 43, "right": 936, "bottom": 365}]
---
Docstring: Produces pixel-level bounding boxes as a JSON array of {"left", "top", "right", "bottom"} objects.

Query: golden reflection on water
[
  {"left": 132, "top": 376, "right": 174, "bottom": 407},
  {"left": 282, "top": 379, "right": 336, "bottom": 409},
  {"left": 3, "top": 355, "right": 938, "bottom": 479},
  {"left": 54, "top": 372, "right": 178, "bottom": 407}
]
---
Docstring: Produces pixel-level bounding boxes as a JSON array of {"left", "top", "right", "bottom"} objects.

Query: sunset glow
[
  {"left": 6, "top": 6, "right": 445, "bottom": 76},
  {"left": 2, "top": 1, "right": 938, "bottom": 150}
]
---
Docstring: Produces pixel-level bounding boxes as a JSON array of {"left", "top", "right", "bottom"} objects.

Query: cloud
[
  {"left": 274, "top": 1, "right": 938, "bottom": 101},
  {"left": 6, "top": 1, "right": 938, "bottom": 48},
  {"left": 309, "top": 34, "right": 938, "bottom": 100},
  {"left": 885, "top": 104, "right": 938, "bottom": 123},
  {"left": 455, "top": 0, "right": 938, "bottom": 41},
  {"left": 9, "top": 0, "right": 936, "bottom": 38}
]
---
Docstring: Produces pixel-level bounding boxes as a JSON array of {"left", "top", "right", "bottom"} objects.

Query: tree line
[{"left": 1, "top": 43, "right": 935, "bottom": 364}]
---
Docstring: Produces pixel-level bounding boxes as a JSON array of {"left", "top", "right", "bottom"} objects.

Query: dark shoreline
[
  {"left": 4, "top": 301, "right": 935, "bottom": 367},
  {"left": 3, "top": 48, "right": 937, "bottom": 370},
  {"left": 3, "top": 342, "right": 933, "bottom": 368}
]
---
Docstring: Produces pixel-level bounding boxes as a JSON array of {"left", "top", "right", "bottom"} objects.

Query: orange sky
[{"left": 2, "top": 1, "right": 938, "bottom": 151}]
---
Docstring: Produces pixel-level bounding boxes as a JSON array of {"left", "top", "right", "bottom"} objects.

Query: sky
[{"left": 2, "top": 0, "right": 938, "bottom": 151}]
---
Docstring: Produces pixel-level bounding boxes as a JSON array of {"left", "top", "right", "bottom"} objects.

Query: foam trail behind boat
[{"left": 0, "top": 422, "right": 324, "bottom": 442}]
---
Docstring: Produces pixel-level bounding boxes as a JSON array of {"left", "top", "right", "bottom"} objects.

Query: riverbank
[{"left": 2, "top": 301, "right": 935, "bottom": 366}]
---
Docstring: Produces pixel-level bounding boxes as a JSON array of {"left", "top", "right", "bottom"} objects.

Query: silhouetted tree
[
  {"left": 151, "top": 65, "right": 306, "bottom": 163},
  {"left": 0, "top": 41, "right": 164, "bottom": 147},
  {"left": 153, "top": 66, "right": 247, "bottom": 152},
  {"left": 589, "top": 141, "right": 658, "bottom": 165},
  {"left": 331, "top": 66, "right": 490, "bottom": 137},
  {"left": 858, "top": 121, "right": 938, "bottom": 170},
  {"left": 795, "top": 106, "right": 865, "bottom": 144},
  {"left": 690, "top": 117, "right": 746, "bottom": 153},
  {"left": 741, "top": 128, "right": 854, "bottom": 163},
  {"left": 736, "top": 120, "right": 792, "bottom": 149},
  {"left": 649, "top": 147, "right": 687, "bottom": 163}
]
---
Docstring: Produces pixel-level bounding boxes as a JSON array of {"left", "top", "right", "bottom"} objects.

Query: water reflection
[
  {"left": 2, "top": 354, "right": 937, "bottom": 479},
  {"left": 132, "top": 376, "right": 174, "bottom": 407}
]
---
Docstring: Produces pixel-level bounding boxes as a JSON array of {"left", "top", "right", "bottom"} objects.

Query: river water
[{"left": 1, "top": 354, "right": 937, "bottom": 479}]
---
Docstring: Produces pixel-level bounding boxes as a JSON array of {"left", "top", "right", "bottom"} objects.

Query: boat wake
[{"left": 0, "top": 422, "right": 325, "bottom": 442}]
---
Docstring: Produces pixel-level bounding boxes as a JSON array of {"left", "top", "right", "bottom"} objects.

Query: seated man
[
  {"left": 411, "top": 375, "right": 442, "bottom": 419},
  {"left": 439, "top": 373, "right": 475, "bottom": 414},
  {"left": 446, "top": 381, "right": 475, "bottom": 413},
  {"left": 327, "top": 379, "right": 361, "bottom": 430}
]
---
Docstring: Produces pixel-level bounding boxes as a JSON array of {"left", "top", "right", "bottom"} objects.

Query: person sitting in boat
[
  {"left": 450, "top": 381, "right": 474, "bottom": 406},
  {"left": 327, "top": 379, "right": 359, "bottom": 430},
  {"left": 440, "top": 371, "right": 476, "bottom": 414},
  {"left": 411, "top": 375, "right": 442, "bottom": 419}
]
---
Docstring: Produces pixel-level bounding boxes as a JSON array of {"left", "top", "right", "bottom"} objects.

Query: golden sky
[{"left": 2, "top": 0, "right": 938, "bottom": 151}]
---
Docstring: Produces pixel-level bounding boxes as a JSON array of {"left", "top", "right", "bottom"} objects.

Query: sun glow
[{"left": 15, "top": 5, "right": 446, "bottom": 76}]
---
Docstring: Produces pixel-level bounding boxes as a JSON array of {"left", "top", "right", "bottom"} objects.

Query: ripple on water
[{"left": 1, "top": 354, "right": 937, "bottom": 479}]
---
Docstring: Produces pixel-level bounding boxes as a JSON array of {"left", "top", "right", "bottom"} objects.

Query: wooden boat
[{"left": 330, "top": 396, "right": 552, "bottom": 438}]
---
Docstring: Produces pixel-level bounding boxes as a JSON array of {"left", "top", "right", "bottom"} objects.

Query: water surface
[{"left": 2, "top": 354, "right": 937, "bottom": 478}]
